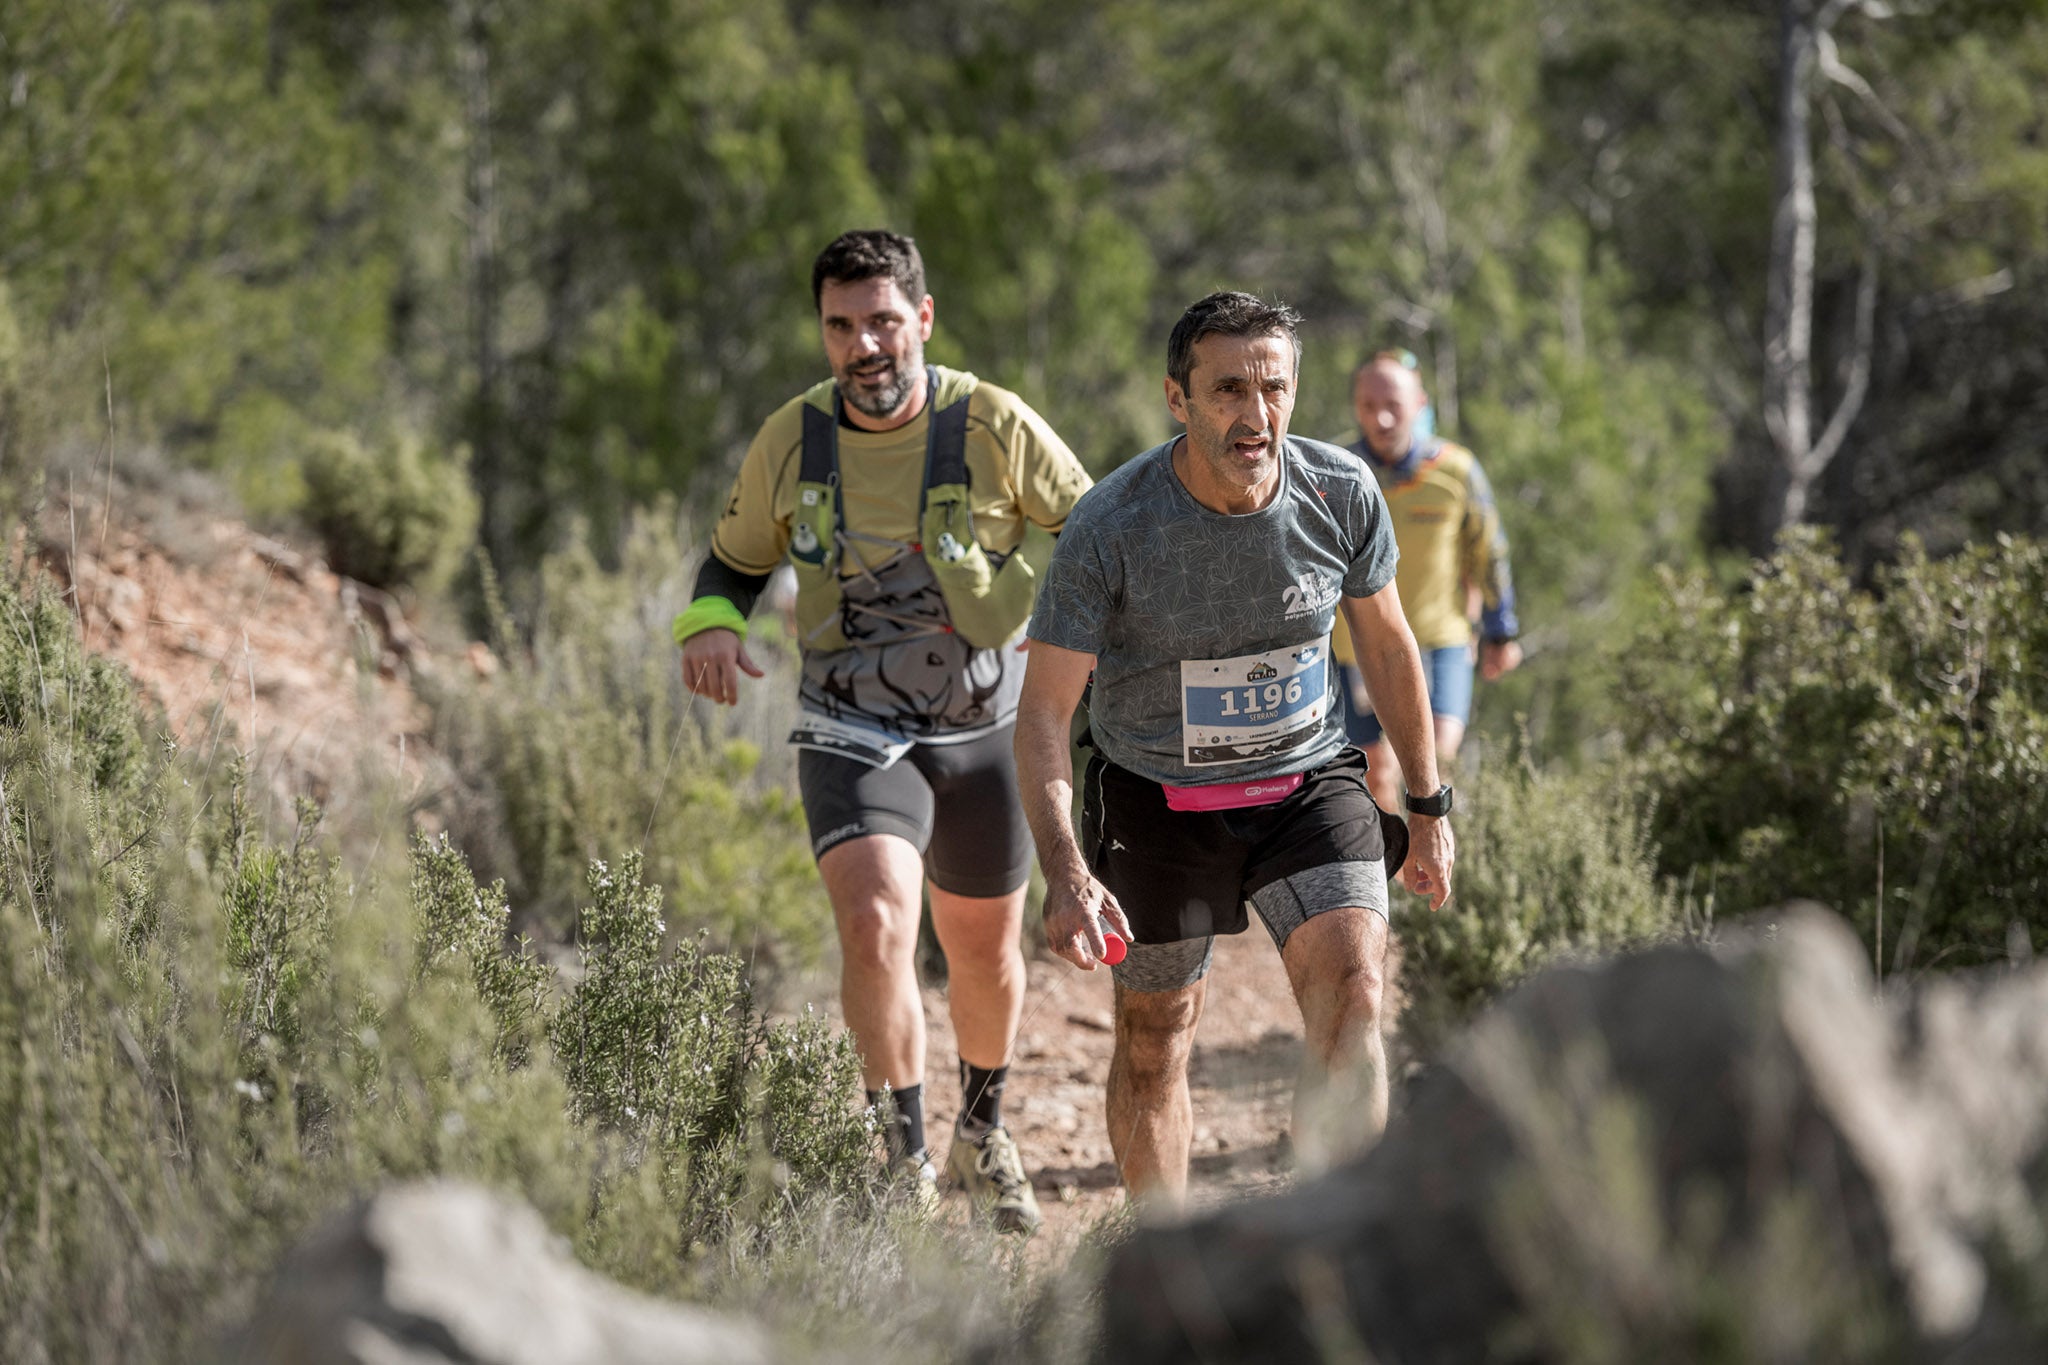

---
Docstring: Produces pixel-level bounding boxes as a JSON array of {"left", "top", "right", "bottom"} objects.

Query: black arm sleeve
[{"left": 692, "top": 554, "right": 773, "bottom": 619}]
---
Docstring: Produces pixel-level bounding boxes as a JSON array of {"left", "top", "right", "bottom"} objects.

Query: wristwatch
[{"left": 1405, "top": 784, "right": 1454, "bottom": 818}]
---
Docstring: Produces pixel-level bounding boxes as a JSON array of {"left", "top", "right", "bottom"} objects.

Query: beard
[{"left": 838, "top": 346, "right": 923, "bottom": 419}]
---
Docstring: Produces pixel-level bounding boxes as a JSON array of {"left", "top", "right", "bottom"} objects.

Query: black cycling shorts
[
  {"left": 797, "top": 723, "right": 1032, "bottom": 899},
  {"left": 1081, "top": 745, "right": 1407, "bottom": 947}
]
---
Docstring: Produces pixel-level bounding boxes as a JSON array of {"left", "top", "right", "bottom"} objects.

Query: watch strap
[{"left": 1405, "top": 784, "right": 1454, "bottom": 818}]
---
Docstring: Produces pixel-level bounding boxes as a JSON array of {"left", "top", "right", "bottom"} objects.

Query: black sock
[
  {"left": 958, "top": 1060, "right": 1008, "bottom": 1134},
  {"left": 866, "top": 1084, "right": 927, "bottom": 1163}
]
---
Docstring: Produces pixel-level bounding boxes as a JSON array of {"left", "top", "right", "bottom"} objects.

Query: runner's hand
[
  {"left": 1403, "top": 813, "right": 1455, "bottom": 912},
  {"left": 679, "top": 628, "right": 763, "bottom": 706},
  {"left": 1043, "top": 875, "right": 1135, "bottom": 972},
  {"left": 1479, "top": 639, "right": 1523, "bottom": 682}
]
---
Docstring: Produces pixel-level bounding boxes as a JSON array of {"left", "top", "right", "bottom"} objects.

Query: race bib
[
  {"left": 1179, "top": 637, "right": 1330, "bottom": 767},
  {"left": 788, "top": 712, "right": 914, "bottom": 769}
]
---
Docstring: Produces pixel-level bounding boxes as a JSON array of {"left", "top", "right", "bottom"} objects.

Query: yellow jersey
[
  {"left": 1331, "top": 437, "right": 1517, "bottom": 661},
  {"left": 711, "top": 367, "right": 1091, "bottom": 577}
]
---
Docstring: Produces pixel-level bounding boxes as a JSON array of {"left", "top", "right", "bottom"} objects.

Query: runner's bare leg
[
  {"left": 1363, "top": 713, "right": 1463, "bottom": 808},
  {"left": 1108, "top": 977, "right": 1207, "bottom": 1207},
  {"left": 819, "top": 834, "right": 927, "bottom": 1090},
  {"left": 1433, "top": 714, "right": 1466, "bottom": 767},
  {"left": 929, "top": 883, "right": 1027, "bottom": 1071},
  {"left": 1361, "top": 738, "right": 1401, "bottom": 811},
  {"left": 1282, "top": 906, "right": 1391, "bottom": 1172}
]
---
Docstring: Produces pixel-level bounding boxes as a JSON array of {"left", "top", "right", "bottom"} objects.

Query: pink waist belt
[{"left": 1160, "top": 772, "right": 1304, "bottom": 813}]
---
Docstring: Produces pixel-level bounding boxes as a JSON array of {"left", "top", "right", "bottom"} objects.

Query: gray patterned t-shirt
[{"left": 1029, "top": 435, "right": 1398, "bottom": 786}]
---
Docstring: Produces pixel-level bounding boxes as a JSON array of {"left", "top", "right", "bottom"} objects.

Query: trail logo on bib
[{"left": 1179, "top": 637, "right": 1330, "bottom": 766}]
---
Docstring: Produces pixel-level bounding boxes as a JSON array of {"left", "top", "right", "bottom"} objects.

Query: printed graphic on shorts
[
  {"left": 787, "top": 712, "right": 915, "bottom": 769},
  {"left": 813, "top": 819, "right": 871, "bottom": 854},
  {"left": 1180, "top": 638, "right": 1329, "bottom": 765}
]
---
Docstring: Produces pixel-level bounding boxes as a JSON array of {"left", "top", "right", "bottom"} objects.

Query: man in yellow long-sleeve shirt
[
  {"left": 675, "top": 231, "right": 1091, "bottom": 1234},
  {"left": 1334, "top": 351, "right": 1521, "bottom": 812}
]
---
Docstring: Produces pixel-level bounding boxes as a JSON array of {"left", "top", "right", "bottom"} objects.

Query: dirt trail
[{"left": 889, "top": 929, "right": 1310, "bottom": 1255}]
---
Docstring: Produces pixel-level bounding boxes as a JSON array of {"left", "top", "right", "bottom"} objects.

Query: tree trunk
[
  {"left": 1762, "top": 0, "right": 1820, "bottom": 546},
  {"left": 1759, "top": 0, "right": 1878, "bottom": 550},
  {"left": 455, "top": 0, "right": 507, "bottom": 576}
]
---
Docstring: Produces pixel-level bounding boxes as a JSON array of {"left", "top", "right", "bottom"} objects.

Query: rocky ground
[{"left": 27, "top": 477, "right": 445, "bottom": 813}]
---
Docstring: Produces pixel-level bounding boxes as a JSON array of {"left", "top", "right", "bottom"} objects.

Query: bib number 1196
[
  {"left": 1215, "top": 676, "right": 1305, "bottom": 716},
  {"left": 1178, "top": 637, "right": 1329, "bottom": 767}
]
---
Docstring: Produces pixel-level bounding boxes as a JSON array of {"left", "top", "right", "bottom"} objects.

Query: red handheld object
[{"left": 1100, "top": 932, "right": 1127, "bottom": 966}]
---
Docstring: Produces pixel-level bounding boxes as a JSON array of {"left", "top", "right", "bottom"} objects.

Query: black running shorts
[
  {"left": 1081, "top": 745, "right": 1406, "bottom": 949},
  {"left": 797, "top": 723, "right": 1032, "bottom": 898}
]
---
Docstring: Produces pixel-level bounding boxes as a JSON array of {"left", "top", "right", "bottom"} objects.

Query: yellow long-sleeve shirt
[{"left": 1331, "top": 437, "right": 1518, "bottom": 662}]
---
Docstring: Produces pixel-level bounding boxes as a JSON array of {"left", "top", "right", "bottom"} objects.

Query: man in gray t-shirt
[{"left": 1016, "top": 291, "right": 1454, "bottom": 1206}]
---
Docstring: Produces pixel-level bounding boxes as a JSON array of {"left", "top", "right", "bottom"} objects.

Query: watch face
[{"left": 1408, "top": 784, "right": 1453, "bottom": 816}]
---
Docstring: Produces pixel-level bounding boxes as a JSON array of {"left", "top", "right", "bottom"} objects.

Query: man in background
[{"left": 1338, "top": 350, "right": 1521, "bottom": 812}]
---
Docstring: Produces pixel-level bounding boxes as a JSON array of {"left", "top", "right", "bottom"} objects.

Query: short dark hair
[
  {"left": 811, "top": 230, "right": 927, "bottom": 311},
  {"left": 1167, "top": 291, "right": 1303, "bottom": 393}
]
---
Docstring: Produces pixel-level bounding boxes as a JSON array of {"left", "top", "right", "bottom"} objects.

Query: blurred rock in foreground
[
  {"left": 226, "top": 1180, "right": 769, "bottom": 1365},
  {"left": 1104, "top": 905, "right": 2048, "bottom": 1364}
]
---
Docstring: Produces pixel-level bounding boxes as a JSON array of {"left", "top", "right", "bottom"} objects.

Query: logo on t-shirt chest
[{"left": 1282, "top": 574, "right": 1340, "bottom": 619}]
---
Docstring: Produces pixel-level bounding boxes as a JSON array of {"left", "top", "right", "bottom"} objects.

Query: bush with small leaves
[
  {"left": 424, "top": 509, "right": 826, "bottom": 957},
  {"left": 551, "top": 854, "right": 877, "bottom": 1249},
  {"left": 1620, "top": 531, "right": 2048, "bottom": 973},
  {"left": 1394, "top": 753, "right": 1686, "bottom": 1050},
  {"left": 411, "top": 831, "right": 552, "bottom": 1068},
  {"left": 0, "top": 574, "right": 147, "bottom": 796},
  {"left": 0, "top": 559, "right": 1026, "bottom": 1364},
  {"left": 300, "top": 427, "right": 478, "bottom": 592}
]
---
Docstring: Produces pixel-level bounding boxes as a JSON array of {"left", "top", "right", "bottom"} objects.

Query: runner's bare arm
[
  {"left": 1341, "top": 585, "right": 1455, "bottom": 910},
  {"left": 1014, "top": 640, "right": 1134, "bottom": 969}
]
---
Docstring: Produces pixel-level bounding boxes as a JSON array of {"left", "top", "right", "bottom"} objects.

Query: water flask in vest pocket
[{"left": 920, "top": 491, "right": 1051, "bottom": 649}]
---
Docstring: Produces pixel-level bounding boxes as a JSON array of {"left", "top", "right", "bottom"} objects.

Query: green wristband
[{"left": 672, "top": 596, "right": 748, "bottom": 647}]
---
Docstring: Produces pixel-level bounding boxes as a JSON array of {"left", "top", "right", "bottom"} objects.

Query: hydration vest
[{"left": 786, "top": 367, "right": 1053, "bottom": 651}]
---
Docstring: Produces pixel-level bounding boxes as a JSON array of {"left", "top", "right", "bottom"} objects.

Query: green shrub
[
  {"left": 0, "top": 282, "right": 24, "bottom": 495},
  {"left": 424, "top": 507, "right": 828, "bottom": 958},
  {"left": 300, "top": 427, "right": 478, "bottom": 592},
  {"left": 0, "top": 574, "right": 148, "bottom": 796},
  {"left": 550, "top": 853, "right": 877, "bottom": 1254},
  {"left": 0, "top": 602, "right": 594, "bottom": 1358},
  {"left": 0, "top": 563, "right": 898, "bottom": 1361},
  {"left": 410, "top": 831, "right": 552, "bottom": 1068},
  {"left": 1620, "top": 531, "right": 2048, "bottom": 974},
  {"left": 1394, "top": 752, "right": 1686, "bottom": 1050}
]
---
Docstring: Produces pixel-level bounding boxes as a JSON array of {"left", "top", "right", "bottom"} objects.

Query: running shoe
[
  {"left": 946, "top": 1126, "right": 1041, "bottom": 1235},
  {"left": 890, "top": 1152, "right": 941, "bottom": 1218}
]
